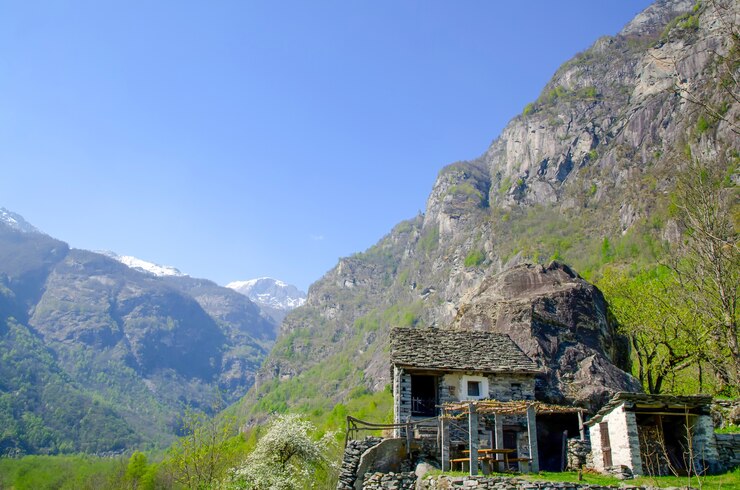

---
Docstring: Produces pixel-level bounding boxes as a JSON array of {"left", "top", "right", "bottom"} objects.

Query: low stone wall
[
  {"left": 362, "top": 471, "right": 416, "bottom": 490},
  {"left": 337, "top": 437, "right": 383, "bottom": 490},
  {"left": 566, "top": 439, "right": 592, "bottom": 471},
  {"left": 712, "top": 399, "right": 740, "bottom": 429},
  {"left": 418, "top": 476, "right": 639, "bottom": 490},
  {"left": 715, "top": 433, "right": 740, "bottom": 470}
]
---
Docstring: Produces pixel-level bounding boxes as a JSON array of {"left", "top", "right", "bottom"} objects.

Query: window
[
  {"left": 461, "top": 374, "right": 488, "bottom": 400},
  {"left": 467, "top": 380, "right": 481, "bottom": 397}
]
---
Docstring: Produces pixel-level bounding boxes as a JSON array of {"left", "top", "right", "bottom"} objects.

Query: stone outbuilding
[{"left": 585, "top": 392, "right": 722, "bottom": 476}]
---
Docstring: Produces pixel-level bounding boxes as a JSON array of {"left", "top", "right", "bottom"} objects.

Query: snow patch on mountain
[
  {"left": 98, "top": 251, "right": 187, "bottom": 277},
  {"left": 227, "top": 277, "right": 306, "bottom": 311},
  {"left": 0, "top": 208, "right": 41, "bottom": 234}
]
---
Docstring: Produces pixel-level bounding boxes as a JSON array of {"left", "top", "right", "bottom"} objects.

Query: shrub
[{"left": 464, "top": 250, "right": 486, "bottom": 268}]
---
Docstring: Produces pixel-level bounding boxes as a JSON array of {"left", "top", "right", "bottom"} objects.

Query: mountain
[
  {"left": 0, "top": 215, "right": 277, "bottom": 455},
  {"left": 227, "top": 277, "right": 307, "bottom": 324},
  {"left": 98, "top": 250, "right": 187, "bottom": 278},
  {"left": 239, "top": 0, "right": 738, "bottom": 422},
  {"left": 0, "top": 207, "right": 40, "bottom": 234}
]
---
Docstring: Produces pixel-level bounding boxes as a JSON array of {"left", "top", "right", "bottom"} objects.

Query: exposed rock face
[
  {"left": 244, "top": 0, "right": 738, "bottom": 423},
  {"left": 452, "top": 262, "right": 641, "bottom": 410}
]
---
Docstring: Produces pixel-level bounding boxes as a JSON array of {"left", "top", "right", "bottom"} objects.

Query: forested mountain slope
[
  {"left": 240, "top": 0, "right": 738, "bottom": 422},
  {"left": 0, "top": 218, "right": 277, "bottom": 455}
]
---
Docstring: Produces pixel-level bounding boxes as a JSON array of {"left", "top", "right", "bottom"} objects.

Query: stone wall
[
  {"left": 419, "top": 475, "right": 640, "bottom": 490},
  {"left": 711, "top": 399, "right": 740, "bottom": 429},
  {"left": 488, "top": 373, "right": 535, "bottom": 401},
  {"left": 691, "top": 414, "right": 722, "bottom": 474},
  {"left": 362, "top": 472, "right": 416, "bottom": 490},
  {"left": 394, "top": 367, "right": 411, "bottom": 437},
  {"left": 566, "top": 438, "right": 592, "bottom": 471},
  {"left": 588, "top": 402, "right": 642, "bottom": 474},
  {"left": 337, "top": 437, "right": 383, "bottom": 490},
  {"left": 715, "top": 433, "right": 740, "bottom": 470}
]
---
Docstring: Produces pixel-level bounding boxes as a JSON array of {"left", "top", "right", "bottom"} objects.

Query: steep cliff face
[{"left": 242, "top": 0, "right": 738, "bottom": 420}]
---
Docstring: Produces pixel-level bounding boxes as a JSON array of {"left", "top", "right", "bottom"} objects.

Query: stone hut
[
  {"left": 585, "top": 392, "right": 722, "bottom": 476},
  {"left": 390, "top": 327, "right": 540, "bottom": 428}
]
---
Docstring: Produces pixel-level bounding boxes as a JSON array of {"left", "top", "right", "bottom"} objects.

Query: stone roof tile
[{"left": 390, "top": 327, "right": 538, "bottom": 373}]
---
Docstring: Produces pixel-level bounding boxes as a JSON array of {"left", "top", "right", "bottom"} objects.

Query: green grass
[
  {"left": 0, "top": 454, "right": 126, "bottom": 490},
  {"left": 716, "top": 423, "right": 740, "bottom": 434}
]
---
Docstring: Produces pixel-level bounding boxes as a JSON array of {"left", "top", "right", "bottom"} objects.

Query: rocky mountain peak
[
  {"left": 97, "top": 250, "right": 187, "bottom": 277},
  {"left": 618, "top": 0, "right": 694, "bottom": 38},
  {"left": 0, "top": 207, "right": 41, "bottom": 234},
  {"left": 227, "top": 277, "right": 306, "bottom": 324}
]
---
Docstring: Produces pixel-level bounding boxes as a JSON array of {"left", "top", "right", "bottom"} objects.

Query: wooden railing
[{"left": 344, "top": 415, "right": 439, "bottom": 450}]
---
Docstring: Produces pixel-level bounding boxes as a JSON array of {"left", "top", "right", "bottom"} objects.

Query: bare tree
[{"left": 669, "top": 158, "right": 739, "bottom": 393}]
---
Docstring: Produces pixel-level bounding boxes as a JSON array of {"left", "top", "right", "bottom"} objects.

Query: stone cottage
[
  {"left": 585, "top": 393, "right": 722, "bottom": 476},
  {"left": 390, "top": 327, "right": 540, "bottom": 427}
]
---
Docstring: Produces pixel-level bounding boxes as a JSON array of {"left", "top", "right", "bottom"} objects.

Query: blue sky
[{"left": 0, "top": 1, "right": 653, "bottom": 291}]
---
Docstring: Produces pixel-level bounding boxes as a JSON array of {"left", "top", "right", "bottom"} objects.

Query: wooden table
[{"left": 456, "top": 448, "right": 515, "bottom": 472}]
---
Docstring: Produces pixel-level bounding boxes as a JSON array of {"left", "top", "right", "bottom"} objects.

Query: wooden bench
[{"left": 506, "top": 457, "right": 532, "bottom": 472}]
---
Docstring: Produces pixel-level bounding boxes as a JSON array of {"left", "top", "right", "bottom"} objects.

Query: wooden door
[{"left": 599, "top": 422, "right": 613, "bottom": 467}]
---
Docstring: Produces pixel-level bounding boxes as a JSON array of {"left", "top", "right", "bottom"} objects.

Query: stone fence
[
  {"left": 362, "top": 471, "right": 416, "bottom": 490},
  {"left": 418, "top": 476, "right": 654, "bottom": 490},
  {"left": 715, "top": 433, "right": 740, "bottom": 470},
  {"left": 337, "top": 437, "right": 383, "bottom": 490}
]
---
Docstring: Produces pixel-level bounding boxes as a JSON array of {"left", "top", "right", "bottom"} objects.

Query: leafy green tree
[
  {"left": 125, "top": 451, "right": 148, "bottom": 489},
  {"left": 227, "top": 414, "right": 337, "bottom": 490},
  {"left": 600, "top": 266, "right": 701, "bottom": 393},
  {"left": 165, "top": 408, "right": 240, "bottom": 490}
]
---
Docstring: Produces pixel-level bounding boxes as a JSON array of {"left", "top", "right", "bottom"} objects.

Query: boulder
[{"left": 452, "top": 261, "right": 642, "bottom": 410}]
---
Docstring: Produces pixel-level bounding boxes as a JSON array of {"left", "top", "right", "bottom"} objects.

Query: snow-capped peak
[
  {"left": 226, "top": 277, "right": 306, "bottom": 311},
  {"left": 98, "top": 251, "right": 187, "bottom": 277},
  {"left": 0, "top": 208, "right": 41, "bottom": 234}
]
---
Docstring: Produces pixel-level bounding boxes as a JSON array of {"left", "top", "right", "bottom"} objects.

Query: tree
[
  {"left": 227, "top": 414, "right": 337, "bottom": 490},
  {"left": 669, "top": 159, "right": 739, "bottom": 393},
  {"left": 125, "top": 451, "right": 149, "bottom": 489},
  {"left": 600, "top": 266, "right": 702, "bottom": 393},
  {"left": 600, "top": 159, "right": 738, "bottom": 396},
  {"left": 165, "top": 408, "right": 240, "bottom": 490}
]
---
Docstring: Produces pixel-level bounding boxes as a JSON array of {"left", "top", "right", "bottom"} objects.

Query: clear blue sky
[{"left": 0, "top": 1, "right": 653, "bottom": 292}]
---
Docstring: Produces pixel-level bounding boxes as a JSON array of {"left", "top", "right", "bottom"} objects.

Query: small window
[
  {"left": 511, "top": 383, "right": 521, "bottom": 389},
  {"left": 467, "top": 381, "right": 481, "bottom": 397}
]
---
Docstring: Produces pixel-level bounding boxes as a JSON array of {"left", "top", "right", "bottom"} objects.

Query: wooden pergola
[{"left": 439, "top": 400, "right": 585, "bottom": 476}]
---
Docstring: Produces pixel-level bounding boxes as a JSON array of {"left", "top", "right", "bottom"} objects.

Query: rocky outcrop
[{"left": 452, "top": 262, "right": 642, "bottom": 410}]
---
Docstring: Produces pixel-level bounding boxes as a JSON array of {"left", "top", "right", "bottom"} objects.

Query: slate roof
[
  {"left": 584, "top": 392, "right": 713, "bottom": 427},
  {"left": 390, "top": 327, "right": 539, "bottom": 374}
]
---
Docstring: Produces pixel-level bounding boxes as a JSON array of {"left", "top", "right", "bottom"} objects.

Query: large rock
[{"left": 452, "top": 261, "right": 642, "bottom": 410}]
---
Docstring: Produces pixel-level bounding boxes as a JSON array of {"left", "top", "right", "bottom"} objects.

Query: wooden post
[
  {"left": 578, "top": 410, "right": 585, "bottom": 441},
  {"left": 494, "top": 413, "right": 504, "bottom": 468},
  {"left": 441, "top": 415, "right": 450, "bottom": 471},
  {"left": 526, "top": 404, "right": 539, "bottom": 473},
  {"left": 561, "top": 430, "right": 568, "bottom": 472},
  {"left": 405, "top": 416, "right": 412, "bottom": 457},
  {"left": 469, "top": 402, "right": 479, "bottom": 476}
]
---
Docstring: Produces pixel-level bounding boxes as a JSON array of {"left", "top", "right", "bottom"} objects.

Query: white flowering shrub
[{"left": 226, "top": 414, "right": 338, "bottom": 490}]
